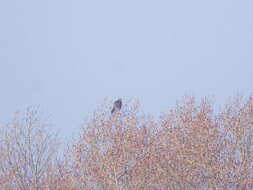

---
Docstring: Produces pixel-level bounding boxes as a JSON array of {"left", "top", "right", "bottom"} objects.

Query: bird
[{"left": 111, "top": 98, "right": 122, "bottom": 114}]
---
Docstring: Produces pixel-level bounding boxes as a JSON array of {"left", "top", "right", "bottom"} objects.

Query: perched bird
[{"left": 111, "top": 98, "right": 122, "bottom": 114}]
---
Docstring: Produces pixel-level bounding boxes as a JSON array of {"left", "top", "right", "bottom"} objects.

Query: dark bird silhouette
[{"left": 111, "top": 98, "right": 122, "bottom": 114}]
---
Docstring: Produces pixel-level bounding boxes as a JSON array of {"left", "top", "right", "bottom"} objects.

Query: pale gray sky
[{"left": 0, "top": 0, "right": 252, "bottom": 139}]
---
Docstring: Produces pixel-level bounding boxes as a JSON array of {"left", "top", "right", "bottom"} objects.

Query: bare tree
[
  {"left": 1, "top": 95, "right": 253, "bottom": 190},
  {"left": 0, "top": 108, "right": 58, "bottom": 190},
  {"left": 67, "top": 96, "right": 253, "bottom": 190}
]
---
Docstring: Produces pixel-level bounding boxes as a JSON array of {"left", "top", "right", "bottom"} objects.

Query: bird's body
[{"left": 111, "top": 98, "right": 122, "bottom": 114}]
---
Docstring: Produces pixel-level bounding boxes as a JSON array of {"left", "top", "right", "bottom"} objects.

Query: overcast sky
[{"left": 0, "top": 0, "right": 252, "bottom": 140}]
